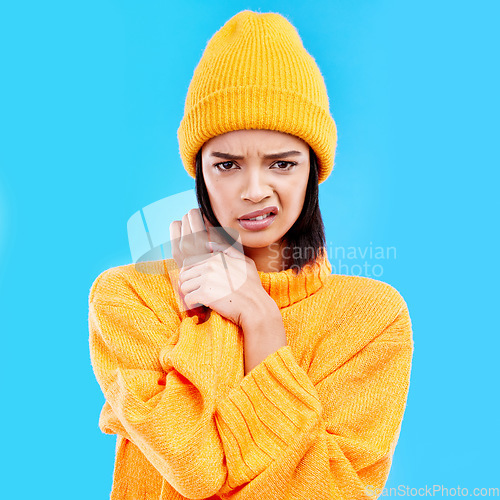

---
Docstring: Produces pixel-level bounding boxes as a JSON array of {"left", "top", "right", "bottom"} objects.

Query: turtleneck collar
[
  {"left": 257, "top": 249, "right": 332, "bottom": 308},
  {"left": 162, "top": 249, "right": 332, "bottom": 312}
]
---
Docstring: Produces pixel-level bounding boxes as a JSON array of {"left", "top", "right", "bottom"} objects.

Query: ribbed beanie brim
[{"left": 177, "top": 10, "right": 338, "bottom": 184}]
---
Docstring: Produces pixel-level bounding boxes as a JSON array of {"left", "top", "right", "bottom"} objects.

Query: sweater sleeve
[
  {"left": 213, "top": 300, "right": 414, "bottom": 499},
  {"left": 88, "top": 266, "right": 246, "bottom": 499}
]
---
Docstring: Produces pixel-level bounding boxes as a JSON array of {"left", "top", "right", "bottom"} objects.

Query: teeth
[{"left": 247, "top": 212, "right": 272, "bottom": 221}]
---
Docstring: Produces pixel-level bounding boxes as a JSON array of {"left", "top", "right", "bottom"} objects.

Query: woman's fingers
[
  {"left": 181, "top": 212, "right": 192, "bottom": 238},
  {"left": 169, "top": 220, "right": 183, "bottom": 269},
  {"left": 178, "top": 285, "right": 205, "bottom": 311},
  {"left": 172, "top": 208, "right": 245, "bottom": 280},
  {"left": 179, "top": 262, "right": 203, "bottom": 281},
  {"left": 178, "top": 270, "right": 206, "bottom": 310},
  {"left": 189, "top": 209, "right": 211, "bottom": 255},
  {"left": 188, "top": 208, "right": 207, "bottom": 236},
  {"left": 179, "top": 274, "right": 202, "bottom": 296},
  {"left": 169, "top": 219, "right": 181, "bottom": 244},
  {"left": 201, "top": 213, "right": 241, "bottom": 250},
  {"left": 178, "top": 209, "right": 208, "bottom": 264}
]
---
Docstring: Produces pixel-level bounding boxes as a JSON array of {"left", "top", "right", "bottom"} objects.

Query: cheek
[
  {"left": 206, "top": 182, "right": 233, "bottom": 221},
  {"left": 282, "top": 179, "right": 308, "bottom": 210}
]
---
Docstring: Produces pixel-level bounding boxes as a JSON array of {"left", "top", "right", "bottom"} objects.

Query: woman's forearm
[{"left": 241, "top": 302, "right": 288, "bottom": 376}]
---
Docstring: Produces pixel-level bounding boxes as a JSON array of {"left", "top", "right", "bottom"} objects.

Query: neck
[{"left": 243, "top": 240, "right": 291, "bottom": 272}]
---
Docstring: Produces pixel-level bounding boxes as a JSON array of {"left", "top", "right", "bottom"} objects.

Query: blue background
[{"left": 1, "top": 0, "right": 498, "bottom": 497}]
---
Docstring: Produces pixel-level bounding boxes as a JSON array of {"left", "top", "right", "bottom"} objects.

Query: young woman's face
[{"left": 201, "top": 129, "right": 310, "bottom": 256}]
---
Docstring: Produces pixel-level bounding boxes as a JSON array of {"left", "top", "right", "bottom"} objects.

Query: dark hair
[{"left": 195, "top": 145, "right": 326, "bottom": 275}]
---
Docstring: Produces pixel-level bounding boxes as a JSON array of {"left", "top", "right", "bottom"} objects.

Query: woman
[{"left": 89, "top": 10, "right": 414, "bottom": 500}]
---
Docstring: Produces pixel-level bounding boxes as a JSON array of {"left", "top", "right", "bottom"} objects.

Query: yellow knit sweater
[{"left": 88, "top": 252, "right": 413, "bottom": 500}]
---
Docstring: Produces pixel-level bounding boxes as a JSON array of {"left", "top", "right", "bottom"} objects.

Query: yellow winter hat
[{"left": 177, "top": 10, "right": 338, "bottom": 184}]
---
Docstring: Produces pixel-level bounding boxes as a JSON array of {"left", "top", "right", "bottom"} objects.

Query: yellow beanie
[{"left": 177, "top": 10, "right": 338, "bottom": 184}]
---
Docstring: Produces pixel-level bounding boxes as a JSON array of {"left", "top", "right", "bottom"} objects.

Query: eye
[
  {"left": 273, "top": 161, "right": 296, "bottom": 170},
  {"left": 213, "top": 160, "right": 297, "bottom": 172},
  {"left": 213, "top": 161, "right": 238, "bottom": 172}
]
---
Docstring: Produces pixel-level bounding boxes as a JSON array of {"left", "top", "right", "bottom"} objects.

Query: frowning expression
[{"left": 201, "top": 129, "right": 310, "bottom": 251}]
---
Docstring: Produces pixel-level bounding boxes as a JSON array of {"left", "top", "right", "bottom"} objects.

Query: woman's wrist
[
  {"left": 240, "top": 292, "right": 280, "bottom": 331},
  {"left": 240, "top": 296, "right": 287, "bottom": 375}
]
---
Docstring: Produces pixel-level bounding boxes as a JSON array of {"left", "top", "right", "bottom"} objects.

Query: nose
[{"left": 240, "top": 169, "right": 274, "bottom": 202}]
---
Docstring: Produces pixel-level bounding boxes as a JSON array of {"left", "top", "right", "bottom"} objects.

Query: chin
[
  {"left": 242, "top": 234, "right": 284, "bottom": 248},
  {"left": 242, "top": 241, "right": 275, "bottom": 249}
]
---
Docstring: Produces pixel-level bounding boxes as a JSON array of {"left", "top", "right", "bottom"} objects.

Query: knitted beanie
[{"left": 177, "top": 10, "right": 337, "bottom": 184}]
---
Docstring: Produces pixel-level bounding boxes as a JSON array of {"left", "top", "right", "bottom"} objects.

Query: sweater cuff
[{"left": 215, "top": 345, "right": 323, "bottom": 483}]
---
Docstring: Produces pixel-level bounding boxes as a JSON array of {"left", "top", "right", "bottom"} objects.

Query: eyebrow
[{"left": 209, "top": 150, "right": 303, "bottom": 160}]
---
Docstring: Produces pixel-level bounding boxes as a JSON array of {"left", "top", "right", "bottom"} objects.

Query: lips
[{"left": 239, "top": 206, "right": 278, "bottom": 220}]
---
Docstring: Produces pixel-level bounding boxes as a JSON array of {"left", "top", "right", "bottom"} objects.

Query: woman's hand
[
  {"left": 169, "top": 208, "right": 211, "bottom": 273},
  {"left": 177, "top": 215, "right": 273, "bottom": 329},
  {"left": 169, "top": 208, "right": 216, "bottom": 317}
]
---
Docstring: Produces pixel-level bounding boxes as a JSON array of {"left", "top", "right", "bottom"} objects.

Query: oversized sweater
[{"left": 88, "top": 251, "right": 414, "bottom": 500}]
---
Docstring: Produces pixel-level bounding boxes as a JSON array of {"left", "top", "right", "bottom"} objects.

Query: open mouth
[
  {"left": 238, "top": 207, "right": 278, "bottom": 221},
  {"left": 241, "top": 212, "right": 274, "bottom": 221},
  {"left": 237, "top": 211, "right": 277, "bottom": 231}
]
